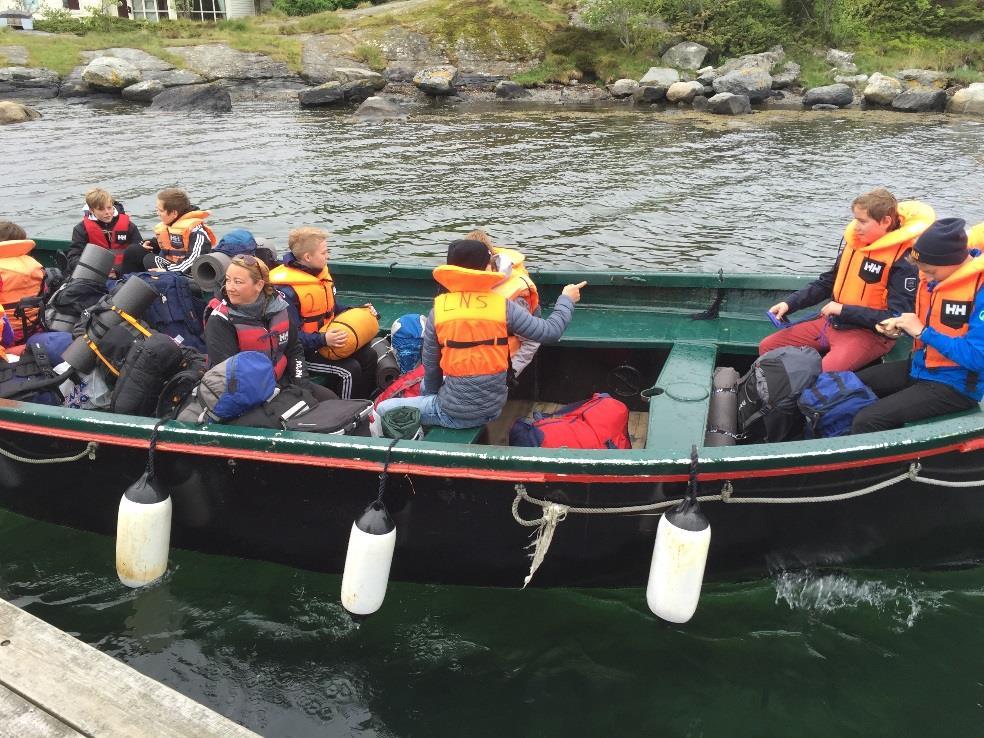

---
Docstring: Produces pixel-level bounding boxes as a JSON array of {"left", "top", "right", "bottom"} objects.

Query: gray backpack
[{"left": 737, "top": 346, "right": 822, "bottom": 442}]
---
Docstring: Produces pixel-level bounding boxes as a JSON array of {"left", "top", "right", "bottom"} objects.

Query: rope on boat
[
  {"left": 0, "top": 441, "right": 97, "bottom": 464},
  {"left": 511, "top": 462, "right": 984, "bottom": 584}
]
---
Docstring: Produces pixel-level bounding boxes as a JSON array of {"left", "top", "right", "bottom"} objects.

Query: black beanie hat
[
  {"left": 447, "top": 239, "right": 491, "bottom": 271},
  {"left": 912, "top": 218, "right": 968, "bottom": 266}
]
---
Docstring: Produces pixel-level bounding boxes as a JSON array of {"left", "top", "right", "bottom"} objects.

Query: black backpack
[
  {"left": 110, "top": 272, "right": 208, "bottom": 352},
  {"left": 227, "top": 385, "right": 373, "bottom": 435},
  {"left": 737, "top": 346, "right": 822, "bottom": 443},
  {"left": 0, "top": 339, "right": 64, "bottom": 405}
]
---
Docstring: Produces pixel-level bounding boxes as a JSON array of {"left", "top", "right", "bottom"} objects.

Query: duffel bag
[
  {"left": 229, "top": 385, "right": 372, "bottom": 435},
  {"left": 509, "top": 393, "right": 631, "bottom": 449}
]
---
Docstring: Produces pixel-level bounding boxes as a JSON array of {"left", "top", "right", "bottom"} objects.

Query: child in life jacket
[
  {"left": 128, "top": 187, "right": 216, "bottom": 274},
  {"left": 268, "top": 227, "right": 378, "bottom": 399},
  {"left": 375, "top": 239, "right": 586, "bottom": 429},
  {"left": 0, "top": 219, "right": 44, "bottom": 345},
  {"left": 466, "top": 228, "right": 541, "bottom": 376},
  {"left": 760, "top": 188, "right": 930, "bottom": 372},
  {"left": 851, "top": 218, "right": 984, "bottom": 433},
  {"left": 67, "top": 188, "right": 143, "bottom": 278}
]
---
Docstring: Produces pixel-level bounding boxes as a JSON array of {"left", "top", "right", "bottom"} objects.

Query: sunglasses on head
[{"left": 232, "top": 254, "right": 258, "bottom": 267}]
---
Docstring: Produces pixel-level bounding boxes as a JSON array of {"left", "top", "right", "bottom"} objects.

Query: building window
[
  {"left": 179, "top": 0, "right": 225, "bottom": 20},
  {"left": 63, "top": 0, "right": 80, "bottom": 9},
  {"left": 131, "top": 0, "right": 169, "bottom": 20}
]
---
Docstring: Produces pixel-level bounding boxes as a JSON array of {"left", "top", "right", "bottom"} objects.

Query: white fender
[
  {"left": 116, "top": 472, "right": 172, "bottom": 588},
  {"left": 647, "top": 499, "right": 711, "bottom": 623},
  {"left": 341, "top": 502, "right": 396, "bottom": 615}
]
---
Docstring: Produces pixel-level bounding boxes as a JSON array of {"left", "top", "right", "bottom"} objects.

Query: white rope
[
  {"left": 522, "top": 502, "right": 567, "bottom": 589},
  {"left": 0, "top": 441, "right": 98, "bottom": 464},
  {"left": 510, "top": 462, "right": 984, "bottom": 586}
]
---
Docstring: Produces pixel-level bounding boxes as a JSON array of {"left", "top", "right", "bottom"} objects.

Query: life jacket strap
[{"left": 441, "top": 336, "right": 509, "bottom": 349}]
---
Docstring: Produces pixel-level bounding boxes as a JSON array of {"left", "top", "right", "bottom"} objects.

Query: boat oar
[{"left": 646, "top": 444, "right": 712, "bottom": 623}]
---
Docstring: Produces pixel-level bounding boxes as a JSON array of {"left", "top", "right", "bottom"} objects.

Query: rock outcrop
[
  {"left": 0, "top": 99, "right": 41, "bottom": 124},
  {"left": 122, "top": 79, "right": 165, "bottom": 102},
  {"left": 862, "top": 73, "right": 903, "bottom": 106},
  {"left": 298, "top": 74, "right": 386, "bottom": 107},
  {"left": 352, "top": 95, "right": 407, "bottom": 119},
  {"left": 713, "top": 67, "right": 772, "bottom": 102},
  {"left": 82, "top": 56, "right": 142, "bottom": 90},
  {"left": 802, "top": 83, "right": 853, "bottom": 108},
  {"left": 891, "top": 89, "right": 946, "bottom": 112},
  {"left": 149, "top": 82, "right": 232, "bottom": 112},
  {"left": 707, "top": 92, "right": 751, "bottom": 115},
  {"left": 413, "top": 66, "right": 458, "bottom": 96},
  {"left": 495, "top": 80, "right": 531, "bottom": 100},
  {"left": 948, "top": 83, "right": 984, "bottom": 115},
  {"left": 639, "top": 67, "right": 680, "bottom": 87},
  {"left": 0, "top": 67, "right": 60, "bottom": 99},
  {"left": 666, "top": 81, "right": 704, "bottom": 104},
  {"left": 661, "top": 42, "right": 709, "bottom": 71},
  {"left": 609, "top": 79, "right": 638, "bottom": 98}
]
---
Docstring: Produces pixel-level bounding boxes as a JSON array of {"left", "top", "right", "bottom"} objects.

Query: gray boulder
[
  {"left": 892, "top": 89, "right": 946, "bottom": 112},
  {"left": 707, "top": 92, "right": 751, "bottom": 115},
  {"left": 716, "top": 49, "right": 783, "bottom": 77},
  {"left": 948, "top": 83, "right": 984, "bottom": 115},
  {"left": 863, "top": 72, "right": 903, "bottom": 106},
  {"left": 661, "top": 42, "right": 708, "bottom": 71},
  {"left": 166, "top": 44, "right": 296, "bottom": 82},
  {"left": 825, "top": 49, "right": 855, "bottom": 68},
  {"left": 59, "top": 66, "right": 90, "bottom": 98},
  {"left": 831, "top": 62, "right": 858, "bottom": 75},
  {"left": 692, "top": 95, "right": 709, "bottom": 112},
  {"left": 495, "top": 80, "right": 530, "bottom": 99},
  {"left": 383, "top": 64, "right": 416, "bottom": 83},
  {"left": 834, "top": 74, "right": 868, "bottom": 88},
  {"left": 609, "top": 78, "right": 639, "bottom": 98},
  {"left": 0, "top": 66, "right": 61, "bottom": 98},
  {"left": 0, "top": 45, "right": 28, "bottom": 66},
  {"left": 632, "top": 85, "right": 667, "bottom": 104},
  {"left": 896, "top": 69, "right": 948, "bottom": 89},
  {"left": 300, "top": 34, "right": 359, "bottom": 84},
  {"left": 696, "top": 66, "right": 716, "bottom": 85},
  {"left": 122, "top": 79, "right": 164, "bottom": 102},
  {"left": 146, "top": 69, "right": 204, "bottom": 87},
  {"left": 713, "top": 68, "right": 772, "bottom": 102},
  {"left": 149, "top": 83, "right": 231, "bottom": 112},
  {"left": 82, "top": 56, "right": 142, "bottom": 90},
  {"left": 0, "top": 99, "right": 41, "bottom": 124},
  {"left": 666, "top": 80, "right": 704, "bottom": 104},
  {"left": 413, "top": 66, "right": 458, "bottom": 96},
  {"left": 352, "top": 95, "right": 407, "bottom": 120},
  {"left": 324, "top": 67, "right": 385, "bottom": 86},
  {"left": 772, "top": 62, "right": 801, "bottom": 89},
  {"left": 802, "top": 83, "right": 853, "bottom": 108},
  {"left": 79, "top": 48, "right": 172, "bottom": 72},
  {"left": 298, "top": 77, "right": 385, "bottom": 107},
  {"left": 639, "top": 67, "right": 679, "bottom": 87}
]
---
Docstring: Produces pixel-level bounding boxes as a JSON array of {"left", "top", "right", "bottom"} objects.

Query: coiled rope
[
  {"left": 512, "top": 461, "right": 984, "bottom": 586},
  {"left": 0, "top": 441, "right": 98, "bottom": 464}
]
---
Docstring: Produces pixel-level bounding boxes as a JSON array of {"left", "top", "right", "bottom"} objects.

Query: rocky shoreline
[{"left": 2, "top": 37, "right": 982, "bottom": 123}]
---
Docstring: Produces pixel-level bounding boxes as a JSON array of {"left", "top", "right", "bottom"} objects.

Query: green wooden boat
[{"left": 0, "top": 239, "right": 981, "bottom": 587}]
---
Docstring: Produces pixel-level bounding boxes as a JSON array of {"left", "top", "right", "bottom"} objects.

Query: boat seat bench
[
  {"left": 903, "top": 406, "right": 983, "bottom": 427},
  {"left": 645, "top": 342, "right": 719, "bottom": 451},
  {"left": 423, "top": 425, "right": 485, "bottom": 444}
]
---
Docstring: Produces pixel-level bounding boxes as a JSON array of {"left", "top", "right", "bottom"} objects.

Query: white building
[{"left": 0, "top": 0, "right": 259, "bottom": 22}]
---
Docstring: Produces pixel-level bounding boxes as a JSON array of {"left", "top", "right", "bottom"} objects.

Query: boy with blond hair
[
  {"left": 269, "top": 227, "right": 377, "bottom": 399},
  {"left": 68, "top": 187, "right": 143, "bottom": 277},
  {"left": 760, "top": 188, "right": 932, "bottom": 372}
]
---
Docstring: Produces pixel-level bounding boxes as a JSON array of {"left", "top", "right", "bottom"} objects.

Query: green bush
[
  {"left": 34, "top": 7, "right": 86, "bottom": 34},
  {"left": 271, "top": 0, "right": 360, "bottom": 16}
]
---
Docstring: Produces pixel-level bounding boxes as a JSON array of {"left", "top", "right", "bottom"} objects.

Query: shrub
[
  {"left": 34, "top": 7, "right": 86, "bottom": 33},
  {"left": 271, "top": 0, "right": 361, "bottom": 16}
]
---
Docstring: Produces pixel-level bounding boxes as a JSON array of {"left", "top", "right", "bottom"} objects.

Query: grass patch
[
  {"left": 515, "top": 26, "right": 663, "bottom": 85},
  {"left": 354, "top": 42, "right": 387, "bottom": 71},
  {"left": 852, "top": 35, "right": 983, "bottom": 82}
]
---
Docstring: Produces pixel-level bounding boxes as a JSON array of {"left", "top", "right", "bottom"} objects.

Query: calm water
[{"left": 2, "top": 100, "right": 984, "bottom": 736}]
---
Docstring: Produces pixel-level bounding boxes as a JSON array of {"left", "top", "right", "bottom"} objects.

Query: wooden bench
[
  {"left": 644, "top": 342, "right": 719, "bottom": 451},
  {"left": 423, "top": 425, "right": 486, "bottom": 444}
]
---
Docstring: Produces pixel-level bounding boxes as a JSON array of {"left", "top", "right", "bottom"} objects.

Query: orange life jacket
[
  {"left": 968, "top": 222, "right": 984, "bottom": 251},
  {"left": 155, "top": 210, "right": 217, "bottom": 264},
  {"left": 268, "top": 263, "right": 335, "bottom": 333},
  {"left": 915, "top": 256, "right": 984, "bottom": 369},
  {"left": 432, "top": 265, "right": 510, "bottom": 377},
  {"left": 0, "top": 240, "right": 44, "bottom": 342},
  {"left": 832, "top": 200, "right": 935, "bottom": 309},
  {"left": 491, "top": 247, "right": 538, "bottom": 356}
]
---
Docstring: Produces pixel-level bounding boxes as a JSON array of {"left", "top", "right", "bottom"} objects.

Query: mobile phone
[{"left": 765, "top": 310, "right": 790, "bottom": 328}]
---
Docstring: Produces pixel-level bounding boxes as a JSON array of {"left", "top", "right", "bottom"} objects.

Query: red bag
[
  {"left": 509, "top": 393, "right": 631, "bottom": 449},
  {"left": 374, "top": 364, "right": 424, "bottom": 407}
]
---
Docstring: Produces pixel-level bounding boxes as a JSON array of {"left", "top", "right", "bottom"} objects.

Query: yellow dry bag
[{"left": 318, "top": 305, "right": 380, "bottom": 360}]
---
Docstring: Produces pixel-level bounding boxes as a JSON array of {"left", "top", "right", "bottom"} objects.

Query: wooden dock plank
[
  {"left": 0, "top": 683, "right": 84, "bottom": 737},
  {"left": 0, "top": 599, "right": 258, "bottom": 738}
]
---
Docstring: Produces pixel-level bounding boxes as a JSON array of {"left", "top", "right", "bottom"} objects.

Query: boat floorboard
[{"left": 486, "top": 400, "right": 648, "bottom": 449}]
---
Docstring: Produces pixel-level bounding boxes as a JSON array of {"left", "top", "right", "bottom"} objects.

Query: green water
[
  {"left": 2, "top": 508, "right": 983, "bottom": 736},
  {"left": 2, "top": 100, "right": 984, "bottom": 736}
]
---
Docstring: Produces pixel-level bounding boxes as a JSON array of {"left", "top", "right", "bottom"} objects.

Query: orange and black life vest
[
  {"left": 915, "top": 256, "right": 984, "bottom": 369},
  {"left": 968, "top": 222, "right": 984, "bottom": 251},
  {"left": 432, "top": 265, "right": 510, "bottom": 377},
  {"left": 0, "top": 240, "right": 44, "bottom": 343},
  {"left": 268, "top": 264, "right": 335, "bottom": 333},
  {"left": 82, "top": 213, "right": 132, "bottom": 267},
  {"left": 491, "top": 247, "right": 539, "bottom": 356},
  {"left": 211, "top": 300, "right": 290, "bottom": 380},
  {"left": 832, "top": 200, "right": 935, "bottom": 310},
  {"left": 155, "top": 210, "right": 217, "bottom": 264}
]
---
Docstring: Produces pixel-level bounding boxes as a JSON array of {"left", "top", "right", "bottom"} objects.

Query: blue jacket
[{"left": 911, "top": 251, "right": 984, "bottom": 401}]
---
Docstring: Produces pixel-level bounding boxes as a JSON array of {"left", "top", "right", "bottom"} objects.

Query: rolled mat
[
  {"left": 381, "top": 406, "right": 423, "bottom": 440},
  {"left": 704, "top": 366, "right": 740, "bottom": 447}
]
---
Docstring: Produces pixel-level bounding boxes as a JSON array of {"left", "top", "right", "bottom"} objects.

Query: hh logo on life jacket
[
  {"left": 278, "top": 331, "right": 289, "bottom": 343},
  {"left": 116, "top": 233, "right": 128, "bottom": 242},
  {"left": 858, "top": 257, "right": 885, "bottom": 284},
  {"left": 940, "top": 300, "right": 972, "bottom": 329}
]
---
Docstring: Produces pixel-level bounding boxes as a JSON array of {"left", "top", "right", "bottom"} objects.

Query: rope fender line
[
  {"left": 0, "top": 440, "right": 98, "bottom": 464},
  {"left": 511, "top": 462, "right": 984, "bottom": 586}
]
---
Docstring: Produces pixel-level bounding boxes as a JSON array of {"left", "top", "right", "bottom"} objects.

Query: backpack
[
  {"left": 390, "top": 313, "right": 426, "bottom": 373},
  {"left": 373, "top": 364, "right": 424, "bottom": 408},
  {"left": 509, "top": 393, "right": 631, "bottom": 449},
  {"left": 227, "top": 385, "right": 373, "bottom": 435},
  {"left": 110, "top": 332, "right": 186, "bottom": 417},
  {"left": 737, "top": 346, "right": 822, "bottom": 443},
  {"left": 797, "top": 371, "right": 878, "bottom": 438},
  {"left": 154, "top": 347, "right": 207, "bottom": 419},
  {"left": 111, "top": 272, "right": 207, "bottom": 352},
  {"left": 176, "top": 351, "right": 277, "bottom": 424},
  {"left": 0, "top": 337, "right": 65, "bottom": 405},
  {"left": 44, "top": 277, "right": 109, "bottom": 333}
]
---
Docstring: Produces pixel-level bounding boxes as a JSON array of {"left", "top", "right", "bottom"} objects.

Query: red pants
[{"left": 758, "top": 316, "right": 895, "bottom": 372}]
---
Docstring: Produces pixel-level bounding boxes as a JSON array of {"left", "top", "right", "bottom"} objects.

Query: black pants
[
  {"left": 305, "top": 343, "right": 378, "bottom": 400},
  {"left": 120, "top": 242, "right": 154, "bottom": 275},
  {"left": 851, "top": 359, "right": 978, "bottom": 434}
]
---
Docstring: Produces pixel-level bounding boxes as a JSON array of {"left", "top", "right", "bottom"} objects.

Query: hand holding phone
[{"left": 765, "top": 310, "right": 790, "bottom": 329}]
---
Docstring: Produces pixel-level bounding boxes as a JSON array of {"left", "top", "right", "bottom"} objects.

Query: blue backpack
[
  {"left": 797, "top": 371, "right": 878, "bottom": 438},
  {"left": 390, "top": 313, "right": 426, "bottom": 373},
  {"left": 176, "top": 351, "right": 276, "bottom": 424},
  {"left": 111, "top": 272, "right": 207, "bottom": 352}
]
